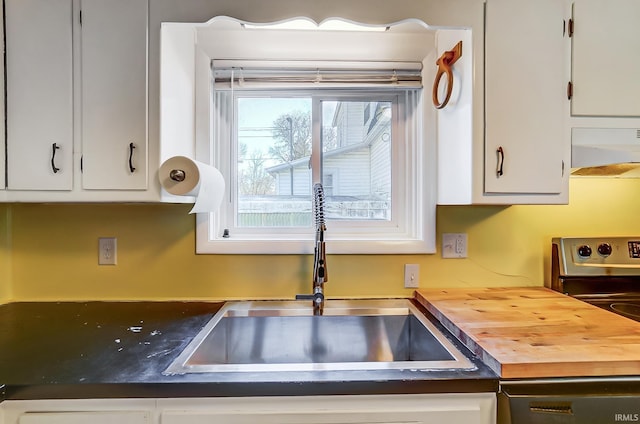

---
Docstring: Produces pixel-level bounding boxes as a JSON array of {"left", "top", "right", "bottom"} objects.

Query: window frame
[
  {"left": 196, "top": 85, "right": 435, "bottom": 255},
  {"left": 227, "top": 90, "right": 405, "bottom": 232}
]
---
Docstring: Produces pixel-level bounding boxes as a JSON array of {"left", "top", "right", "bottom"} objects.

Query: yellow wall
[{"left": 3, "top": 177, "right": 639, "bottom": 302}]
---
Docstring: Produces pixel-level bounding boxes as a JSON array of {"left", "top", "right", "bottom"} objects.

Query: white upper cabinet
[
  {"left": 0, "top": 1, "right": 5, "bottom": 193},
  {"left": 568, "top": 0, "right": 640, "bottom": 171},
  {"left": 80, "top": 0, "right": 148, "bottom": 190},
  {"left": 438, "top": 0, "right": 570, "bottom": 205},
  {"left": 2, "top": 0, "right": 571, "bottom": 204},
  {"left": 3, "top": 0, "right": 152, "bottom": 201},
  {"left": 5, "top": 0, "right": 74, "bottom": 191},
  {"left": 570, "top": 0, "right": 640, "bottom": 117},
  {"left": 483, "top": 0, "right": 568, "bottom": 197}
]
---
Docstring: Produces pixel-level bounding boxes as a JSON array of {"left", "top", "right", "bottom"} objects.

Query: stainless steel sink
[{"left": 164, "top": 299, "right": 474, "bottom": 374}]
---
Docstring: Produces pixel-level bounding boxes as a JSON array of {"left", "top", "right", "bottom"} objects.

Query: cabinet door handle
[
  {"left": 128, "top": 142, "right": 136, "bottom": 173},
  {"left": 432, "top": 41, "right": 463, "bottom": 109},
  {"left": 496, "top": 146, "right": 504, "bottom": 177},
  {"left": 51, "top": 143, "right": 61, "bottom": 174}
]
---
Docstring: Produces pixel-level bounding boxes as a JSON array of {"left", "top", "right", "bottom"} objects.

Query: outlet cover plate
[
  {"left": 442, "top": 233, "right": 467, "bottom": 258},
  {"left": 98, "top": 237, "right": 117, "bottom": 265}
]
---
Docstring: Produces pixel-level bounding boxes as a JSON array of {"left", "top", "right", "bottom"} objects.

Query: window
[
  {"left": 160, "top": 17, "right": 439, "bottom": 254},
  {"left": 202, "top": 82, "right": 432, "bottom": 254}
]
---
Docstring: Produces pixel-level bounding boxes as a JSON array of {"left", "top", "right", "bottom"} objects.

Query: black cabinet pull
[
  {"left": 496, "top": 146, "right": 504, "bottom": 177},
  {"left": 51, "top": 143, "right": 61, "bottom": 174},
  {"left": 128, "top": 142, "right": 136, "bottom": 173}
]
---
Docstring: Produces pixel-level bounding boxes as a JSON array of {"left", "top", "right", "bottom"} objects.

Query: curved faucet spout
[
  {"left": 312, "top": 183, "right": 327, "bottom": 315},
  {"left": 296, "top": 183, "right": 328, "bottom": 315}
]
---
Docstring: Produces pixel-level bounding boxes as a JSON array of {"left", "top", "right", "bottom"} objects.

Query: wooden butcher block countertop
[{"left": 415, "top": 287, "right": 640, "bottom": 379}]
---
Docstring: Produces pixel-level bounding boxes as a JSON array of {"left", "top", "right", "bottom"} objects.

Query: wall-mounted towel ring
[{"left": 432, "top": 41, "right": 463, "bottom": 110}]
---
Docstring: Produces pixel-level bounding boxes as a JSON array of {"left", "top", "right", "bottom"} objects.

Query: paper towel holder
[{"left": 169, "top": 169, "right": 186, "bottom": 182}]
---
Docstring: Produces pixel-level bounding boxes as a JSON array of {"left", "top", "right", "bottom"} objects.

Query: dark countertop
[{"left": 0, "top": 300, "right": 498, "bottom": 400}]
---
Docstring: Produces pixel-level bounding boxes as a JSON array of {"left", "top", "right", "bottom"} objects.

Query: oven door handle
[{"left": 529, "top": 402, "right": 573, "bottom": 415}]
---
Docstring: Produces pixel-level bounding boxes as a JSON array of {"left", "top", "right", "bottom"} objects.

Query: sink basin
[{"left": 164, "top": 299, "right": 474, "bottom": 374}]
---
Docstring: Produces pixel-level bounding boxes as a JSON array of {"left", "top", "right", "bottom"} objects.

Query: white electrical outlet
[
  {"left": 404, "top": 264, "right": 420, "bottom": 288},
  {"left": 98, "top": 237, "right": 117, "bottom": 265},
  {"left": 442, "top": 233, "right": 468, "bottom": 258}
]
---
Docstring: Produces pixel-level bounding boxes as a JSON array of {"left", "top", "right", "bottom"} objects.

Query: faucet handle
[{"left": 295, "top": 291, "right": 324, "bottom": 304}]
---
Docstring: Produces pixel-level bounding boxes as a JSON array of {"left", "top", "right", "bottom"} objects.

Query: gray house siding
[
  {"left": 334, "top": 102, "right": 366, "bottom": 148},
  {"left": 369, "top": 134, "right": 391, "bottom": 200},
  {"left": 323, "top": 149, "right": 370, "bottom": 196},
  {"left": 275, "top": 167, "right": 311, "bottom": 196}
]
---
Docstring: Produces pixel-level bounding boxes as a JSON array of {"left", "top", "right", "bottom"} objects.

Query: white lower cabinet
[
  {"left": 19, "top": 412, "right": 149, "bottom": 424},
  {"left": 158, "top": 394, "right": 496, "bottom": 424},
  {"left": 0, "top": 394, "right": 496, "bottom": 424},
  {"left": 0, "top": 399, "right": 155, "bottom": 424}
]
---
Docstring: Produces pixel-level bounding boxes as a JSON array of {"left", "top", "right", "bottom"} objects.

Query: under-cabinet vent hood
[{"left": 572, "top": 128, "right": 640, "bottom": 176}]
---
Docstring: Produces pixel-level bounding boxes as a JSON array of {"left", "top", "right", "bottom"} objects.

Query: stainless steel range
[{"left": 551, "top": 236, "right": 640, "bottom": 322}]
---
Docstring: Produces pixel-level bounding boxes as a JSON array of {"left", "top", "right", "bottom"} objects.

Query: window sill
[{"left": 196, "top": 216, "right": 434, "bottom": 254}]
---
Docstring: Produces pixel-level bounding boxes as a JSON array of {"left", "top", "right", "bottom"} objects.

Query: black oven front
[{"left": 499, "top": 378, "right": 640, "bottom": 424}]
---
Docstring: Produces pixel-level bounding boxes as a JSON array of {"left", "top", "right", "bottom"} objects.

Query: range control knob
[
  {"left": 577, "top": 245, "right": 592, "bottom": 258},
  {"left": 597, "top": 243, "right": 612, "bottom": 257}
]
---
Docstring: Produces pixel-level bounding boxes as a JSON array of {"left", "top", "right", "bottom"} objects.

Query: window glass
[
  {"left": 236, "top": 97, "right": 311, "bottom": 227},
  {"left": 321, "top": 100, "right": 392, "bottom": 221},
  {"left": 235, "top": 96, "right": 393, "bottom": 229}
]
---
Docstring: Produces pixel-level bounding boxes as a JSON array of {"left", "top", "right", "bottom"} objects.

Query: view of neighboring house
[{"left": 263, "top": 101, "right": 392, "bottom": 223}]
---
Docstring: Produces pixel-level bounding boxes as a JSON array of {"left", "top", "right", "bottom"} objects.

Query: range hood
[{"left": 572, "top": 128, "right": 640, "bottom": 176}]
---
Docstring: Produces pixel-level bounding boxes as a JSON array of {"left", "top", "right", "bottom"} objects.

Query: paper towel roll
[{"left": 159, "top": 156, "right": 225, "bottom": 214}]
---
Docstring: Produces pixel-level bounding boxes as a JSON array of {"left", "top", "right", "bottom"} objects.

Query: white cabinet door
[
  {"left": 571, "top": 0, "right": 640, "bottom": 117},
  {"left": 19, "top": 412, "right": 149, "bottom": 424},
  {"left": 484, "top": 0, "right": 567, "bottom": 195},
  {"left": 5, "top": 0, "right": 74, "bottom": 190},
  {"left": 159, "top": 394, "right": 495, "bottom": 424},
  {"left": 0, "top": 0, "right": 5, "bottom": 191},
  {"left": 0, "top": 400, "right": 156, "bottom": 424},
  {"left": 80, "top": 0, "right": 148, "bottom": 190}
]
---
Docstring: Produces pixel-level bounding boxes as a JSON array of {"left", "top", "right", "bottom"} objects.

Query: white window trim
[{"left": 177, "top": 20, "right": 437, "bottom": 255}]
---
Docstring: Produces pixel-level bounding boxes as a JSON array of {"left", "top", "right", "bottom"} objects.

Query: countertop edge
[
  {"left": 2, "top": 379, "right": 499, "bottom": 401},
  {"left": 414, "top": 291, "right": 503, "bottom": 377}
]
